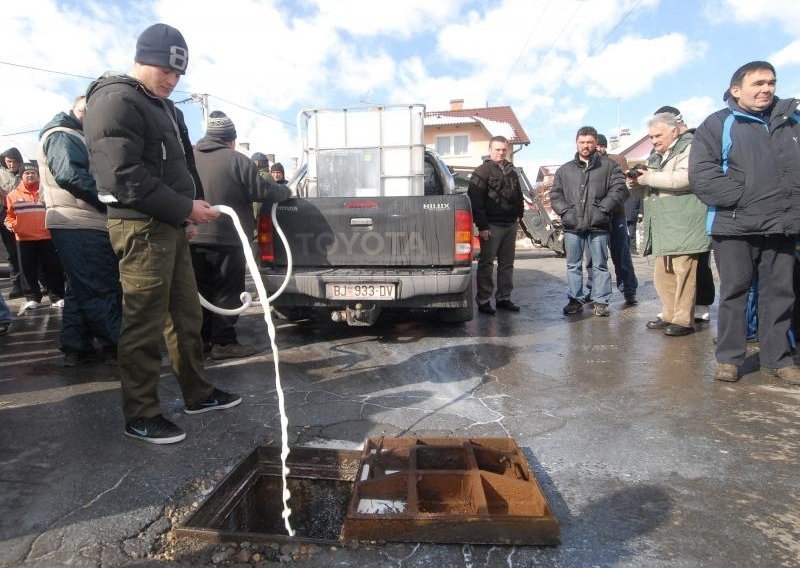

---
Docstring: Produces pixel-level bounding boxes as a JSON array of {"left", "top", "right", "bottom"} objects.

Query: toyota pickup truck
[{"left": 258, "top": 105, "right": 474, "bottom": 325}]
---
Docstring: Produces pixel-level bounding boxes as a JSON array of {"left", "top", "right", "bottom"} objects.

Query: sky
[{"left": 1, "top": 0, "right": 799, "bottom": 175}]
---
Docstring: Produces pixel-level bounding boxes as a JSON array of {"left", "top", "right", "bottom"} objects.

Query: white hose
[{"left": 198, "top": 203, "right": 295, "bottom": 537}]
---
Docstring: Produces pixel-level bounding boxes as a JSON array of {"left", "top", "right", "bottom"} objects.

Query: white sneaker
[
  {"left": 52, "top": 299, "right": 64, "bottom": 308},
  {"left": 18, "top": 300, "right": 40, "bottom": 315}
]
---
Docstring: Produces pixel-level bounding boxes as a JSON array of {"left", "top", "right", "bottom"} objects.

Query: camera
[{"left": 625, "top": 165, "right": 646, "bottom": 179}]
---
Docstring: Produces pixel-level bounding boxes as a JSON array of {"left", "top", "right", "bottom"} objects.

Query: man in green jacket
[{"left": 628, "top": 112, "right": 710, "bottom": 336}]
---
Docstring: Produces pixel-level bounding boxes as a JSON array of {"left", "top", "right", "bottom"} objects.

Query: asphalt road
[{"left": 1, "top": 248, "right": 798, "bottom": 567}]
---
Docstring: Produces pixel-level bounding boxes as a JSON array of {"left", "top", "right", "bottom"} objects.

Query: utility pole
[{"left": 191, "top": 93, "right": 210, "bottom": 131}]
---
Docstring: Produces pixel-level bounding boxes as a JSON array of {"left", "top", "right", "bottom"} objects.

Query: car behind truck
[{"left": 258, "top": 105, "right": 474, "bottom": 325}]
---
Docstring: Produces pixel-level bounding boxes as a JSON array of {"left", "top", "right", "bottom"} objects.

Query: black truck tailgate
[{"left": 269, "top": 195, "right": 471, "bottom": 267}]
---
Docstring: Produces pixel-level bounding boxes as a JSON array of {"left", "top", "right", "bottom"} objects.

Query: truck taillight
[
  {"left": 258, "top": 214, "right": 274, "bottom": 262},
  {"left": 455, "top": 209, "right": 473, "bottom": 262}
]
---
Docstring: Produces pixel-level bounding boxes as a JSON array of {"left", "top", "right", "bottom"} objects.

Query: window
[{"left": 436, "top": 134, "right": 469, "bottom": 156}]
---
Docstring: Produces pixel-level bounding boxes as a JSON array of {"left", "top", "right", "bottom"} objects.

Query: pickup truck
[{"left": 258, "top": 105, "right": 474, "bottom": 325}]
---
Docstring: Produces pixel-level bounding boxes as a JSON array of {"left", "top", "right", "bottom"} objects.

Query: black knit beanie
[
  {"left": 206, "top": 111, "right": 237, "bottom": 141},
  {"left": 135, "top": 23, "right": 189, "bottom": 74}
]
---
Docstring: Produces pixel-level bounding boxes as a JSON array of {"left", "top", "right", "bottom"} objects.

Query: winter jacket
[
  {"left": 83, "top": 73, "right": 203, "bottom": 228},
  {"left": 635, "top": 132, "right": 710, "bottom": 256},
  {"left": 689, "top": 96, "right": 800, "bottom": 236},
  {"left": 606, "top": 153, "right": 631, "bottom": 219},
  {"left": 0, "top": 147, "right": 23, "bottom": 215},
  {"left": 192, "top": 136, "right": 292, "bottom": 247},
  {"left": 38, "top": 111, "right": 107, "bottom": 232},
  {"left": 467, "top": 159, "right": 524, "bottom": 230},
  {"left": 5, "top": 181, "right": 50, "bottom": 241},
  {"left": 0, "top": 148, "right": 23, "bottom": 191},
  {"left": 549, "top": 152, "right": 627, "bottom": 233}
]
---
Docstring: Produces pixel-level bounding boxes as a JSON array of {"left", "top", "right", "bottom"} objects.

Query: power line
[
  {"left": 550, "top": 0, "right": 646, "bottom": 95},
  {"left": 0, "top": 60, "right": 95, "bottom": 80},
  {"left": 1, "top": 129, "right": 39, "bottom": 137},
  {"left": 207, "top": 94, "right": 295, "bottom": 127},
  {"left": 496, "top": 0, "right": 555, "bottom": 96},
  {"left": 0, "top": 59, "right": 293, "bottom": 135}
]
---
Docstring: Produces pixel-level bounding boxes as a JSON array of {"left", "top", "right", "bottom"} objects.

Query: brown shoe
[
  {"left": 714, "top": 363, "right": 740, "bottom": 382},
  {"left": 762, "top": 365, "right": 800, "bottom": 386}
]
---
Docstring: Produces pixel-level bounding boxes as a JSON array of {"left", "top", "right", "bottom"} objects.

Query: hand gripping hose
[{"left": 198, "top": 203, "right": 295, "bottom": 536}]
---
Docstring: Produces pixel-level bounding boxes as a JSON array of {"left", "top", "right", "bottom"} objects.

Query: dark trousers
[
  {"left": 695, "top": 251, "right": 715, "bottom": 306},
  {"left": 50, "top": 228, "right": 122, "bottom": 353},
  {"left": 108, "top": 219, "right": 214, "bottom": 421},
  {"left": 0, "top": 222, "right": 22, "bottom": 291},
  {"left": 190, "top": 244, "right": 246, "bottom": 346},
  {"left": 712, "top": 235, "right": 795, "bottom": 368},
  {"left": 17, "top": 239, "right": 65, "bottom": 302},
  {"left": 608, "top": 216, "right": 638, "bottom": 296},
  {"left": 476, "top": 222, "right": 517, "bottom": 305}
]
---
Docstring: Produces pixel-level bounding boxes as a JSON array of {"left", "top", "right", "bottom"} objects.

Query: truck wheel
[
  {"left": 439, "top": 279, "right": 474, "bottom": 323},
  {"left": 439, "top": 304, "right": 473, "bottom": 323}
]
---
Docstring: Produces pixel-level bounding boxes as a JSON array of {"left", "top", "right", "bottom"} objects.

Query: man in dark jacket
[
  {"left": 39, "top": 95, "right": 121, "bottom": 366},
  {"left": 690, "top": 60, "right": 800, "bottom": 385},
  {"left": 467, "top": 136, "right": 524, "bottom": 315},
  {"left": 597, "top": 133, "right": 638, "bottom": 305},
  {"left": 191, "top": 111, "right": 291, "bottom": 360},
  {"left": 549, "top": 126, "right": 627, "bottom": 317},
  {"left": 1, "top": 147, "right": 25, "bottom": 298},
  {"left": 83, "top": 23, "right": 241, "bottom": 444},
  {"left": 270, "top": 162, "right": 288, "bottom": 184}
]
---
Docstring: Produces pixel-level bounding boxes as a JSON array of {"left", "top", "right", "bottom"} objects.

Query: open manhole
[
  {"left": 178, "top": 438, "right": 559, "bottom": 546},
  {"left": 177, "top": 446, "right": 361, "bottom": 544}
]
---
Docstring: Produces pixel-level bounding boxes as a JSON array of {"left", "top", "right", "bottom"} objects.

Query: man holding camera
[{"left": 627, "top": 113, "right": 709, "bottom": 337}]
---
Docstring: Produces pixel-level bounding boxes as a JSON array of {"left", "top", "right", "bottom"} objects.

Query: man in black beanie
[
  {"left": 83, "top": 23, "right": 242, "bottom": 444},
  {"left": 191, "top": 111, "right": 291, "bottom": 360}
]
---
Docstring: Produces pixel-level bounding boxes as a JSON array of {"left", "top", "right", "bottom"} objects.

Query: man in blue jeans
[
  {"left": 549, "top": 127, "right": 627, "bottom": 317},
  {"left": 39, "top": 95, "right": 121, "bottom": 366},
  {"left": 0, "top": 290, "right": 10, "bottom": 335}
]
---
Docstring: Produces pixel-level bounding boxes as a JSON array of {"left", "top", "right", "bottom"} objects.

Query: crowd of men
[
  {"left": 468, "top": 60, "right": 800, "bottom": 386},
  {"left": 1, "top": 20, "right": 799, "bottom": 445}
]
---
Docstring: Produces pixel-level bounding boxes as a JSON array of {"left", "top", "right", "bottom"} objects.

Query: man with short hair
[
  {"left": 84, "top": 23, "right": 241, "bottom": 444},
  {"left": 467, "top": 136, "right": 524, "bottom": 315},
  {"left": 549, "top": 126, "right": 627, "bottom": 317},
  {"left": 690, "top": 60, "right": 800, "bottom": 384},
  {"left": 628, "top": 113, "right": 709, "bottom": 337},
  {"left": 1, "top": 147, "right": 25, "bottom": 298},
  {"left": 596, "top": 133, "right": 638, "bottom": 305},
  {"left": 192, "top": 111, "right": 291, "bottom": 360},
  {"left": 39, "top": 95, "right": 122, "bottom": 366}
]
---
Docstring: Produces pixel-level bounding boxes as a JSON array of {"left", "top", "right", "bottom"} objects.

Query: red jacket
[{"left": 4, "top": 181, "right": 50, "bottom": 241}]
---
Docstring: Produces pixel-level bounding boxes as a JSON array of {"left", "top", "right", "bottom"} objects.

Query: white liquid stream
[{"left": 198, "top": 203, "right": 295, "bottom": 537}]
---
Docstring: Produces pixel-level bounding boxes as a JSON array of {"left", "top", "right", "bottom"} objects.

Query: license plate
[{"left": 326, "top": 283, "right": 396, "bottom": 300}]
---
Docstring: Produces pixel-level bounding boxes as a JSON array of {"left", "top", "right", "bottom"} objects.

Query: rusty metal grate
[
  {"left": 341, "top": 437, "right": 560, "bottom": 545},
  {"left": 177, "top": 438, "right": 559, "bottom": 546}
]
